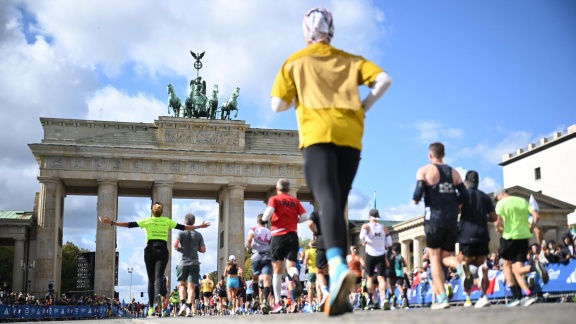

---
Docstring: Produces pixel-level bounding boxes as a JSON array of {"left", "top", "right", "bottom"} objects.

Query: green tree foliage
[
  {"left": 299, "top": 237, "right": 311, "bottom": 250},
  {"left": 0, "top": 246, "right": 14, "bottom": 287},
  {"left": 61, "top": 242, "right": 89, "bottom": 294},
  {"left": 208, "top": 271, "right": 218, "bottom": 285},
  {"left": 244, "top": 247, "right": 252, "bottom": 280}
]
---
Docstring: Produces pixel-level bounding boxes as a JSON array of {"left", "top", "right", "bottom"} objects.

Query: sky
[{"left": 1, "top": 0, "right": 575, "bottom": 302}]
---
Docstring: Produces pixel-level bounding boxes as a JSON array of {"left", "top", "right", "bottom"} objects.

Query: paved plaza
[{"left": 47, "top": 303, "right": 576, "bottom": 324}]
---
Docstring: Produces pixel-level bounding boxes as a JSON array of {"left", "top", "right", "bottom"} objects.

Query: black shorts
[
  {"left": 237, "top": 288, "right": 246, "bottom": 299},
  {"left": 460, "top": 242, "right": 489, "bottom": 258},
  {"left": 365, "top": 254, "right": 386, "bottom": 278},
  {"left": 424, "top": 224, "right": 458, "bottom": 252},
  {"left": 316, "top": 248, "right": 327, "bottom": 269},
  {"left": 385, "top": 268, "right": 395, "bottom": 280},
  {"left": 355, "top": 277, "right": 362, "bottom": 285},
  {"left": 217, "top": 290, "right": 227, "bottom": 298},
  {"left": 203, "top": 292, "right": 213, "bottom": 299},
  {"left": 270, "top": 232, "right": 299, "bottom": 262},
  {"left": 394, "top": 277, "right": 408, "bottom": 288},
  {"left": 246, "top": 293, "right": 253, "bottom": 302},
  {"left": 499, "top": 238, "right": 529, "bottom": 263}
]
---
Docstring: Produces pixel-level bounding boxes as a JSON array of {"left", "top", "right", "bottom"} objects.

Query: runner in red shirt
[{"left": 262, "top": 179, "right": 308, "bottom": 313}]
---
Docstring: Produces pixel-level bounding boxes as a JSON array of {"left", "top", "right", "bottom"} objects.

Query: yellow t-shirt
[
  {"left": 202, "top": 279, "right": 214, "bottom": 292},
  {"left": 305, "top": 248, "right": 317, "bottom": 274},
  {"left": 137, "top": 216, "right": 177, "bottom": 242},
  {"left": 271, "top": 42, "right": 383, "bottom": 150}
]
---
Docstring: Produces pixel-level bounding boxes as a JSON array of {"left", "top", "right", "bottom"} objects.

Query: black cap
[
  {"left": 465, "top": 170, "right": 479, "bottom": 187},
  {"left": 369, "top": 209, "right": 380, "bottom": 218}
]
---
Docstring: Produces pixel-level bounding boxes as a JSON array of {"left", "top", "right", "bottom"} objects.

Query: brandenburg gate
[{"left": 28, "top": 117, "right": 312, "bottom": 297}]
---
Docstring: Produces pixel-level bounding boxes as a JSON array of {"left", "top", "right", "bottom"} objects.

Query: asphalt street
[{"left": 43, "top": 303, "right": 576, "bottom": 324}]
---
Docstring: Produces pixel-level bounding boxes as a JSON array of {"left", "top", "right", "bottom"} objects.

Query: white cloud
[
  {"left": 456, "top": 131, "right": 533, "bottom": 166},
  {"left": 413, "top": 120, "right": 465, "bottom": 144},
  {"left": 381, "top": 202, "right": 423, "bottom": 222},
  {"left": 86, "top": 86, "right": 165, "bottom": 122}
]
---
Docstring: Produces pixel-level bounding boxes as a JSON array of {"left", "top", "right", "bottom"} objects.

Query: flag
[
  {"left": 529, "top": 194, "right": 539, "bottom": 212},
  {"left": 373, "top": 191, "right": 377, "bottom": 209}
]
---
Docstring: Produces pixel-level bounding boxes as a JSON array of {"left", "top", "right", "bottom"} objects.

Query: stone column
[
  {"left": 217, "top": 184, "right": 246, "bottom": 276},
  {"left": 95, "top": 181, "right": 118, "bottom": 298},
  {"left": 401, "top": 240, "right": 411, "bottom": 272},
  {"left": 33, "top": 176, "right": 63, "bottom": 297},
  {"left": 153, "top": 181, "right": 174, "bottom": 283},
  {"left": 412, "top": 236, "right": 422, "bottom": 270},
  {"left": 12, "top": 238, "right": 26, "bottom": 292}
]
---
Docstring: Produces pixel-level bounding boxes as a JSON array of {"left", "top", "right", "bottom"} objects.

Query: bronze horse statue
[
  {"left": 220, "top": 87, "right": 240, "bottom": 120},
  {"left": 167, "top": 84, "right": 182, "bottom": 117},
  {"left": 206, "top": 84, "right": 219, "bottom": 119}
]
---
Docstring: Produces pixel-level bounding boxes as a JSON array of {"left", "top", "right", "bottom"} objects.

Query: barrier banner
[
  {"left": 396, "top": 259, "right": 576, "bottom": 305},
  {"left": 0, "top": 305, "right": 12, "bottom": 319},
  {"left": 75, "top": 305, "right": 94, "bottom": 317},
  {"left": 99, "top": 305, "right": 110, "bottom": 317},
  {"left": 49, "top": 305, "right": 69, "bottom": 317}
]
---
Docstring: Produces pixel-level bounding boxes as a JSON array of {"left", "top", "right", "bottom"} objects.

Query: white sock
[{"left": 273, "top": 274, "right": 282, "bottom": 304}]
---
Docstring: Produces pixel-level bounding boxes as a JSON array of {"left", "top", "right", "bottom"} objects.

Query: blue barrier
[
  {"left": 0, "top": 304, "right": 119, "bottom": 320},
  {"left": 394, "top": 259, "right": 576, "bottom": 305}
]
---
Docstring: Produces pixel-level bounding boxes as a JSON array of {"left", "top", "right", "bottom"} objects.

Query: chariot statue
[{"left": 165, "top": 51, "right": 240, "bottom": 120}]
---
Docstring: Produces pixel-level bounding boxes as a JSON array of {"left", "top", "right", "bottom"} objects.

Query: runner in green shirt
[
  {"left": 99, "top": 202, "right": 210, "bottom": 317},
  {"left": 494, "top": 189, "right": 548, "bottom": 308}
]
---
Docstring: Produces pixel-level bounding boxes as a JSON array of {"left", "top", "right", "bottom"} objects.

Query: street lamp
[
  {"left": 20, "top": 260, "right": 35, "bottom": 293},
  {"left": 127, "top": 268, "right": 134, "bottom": 301}
]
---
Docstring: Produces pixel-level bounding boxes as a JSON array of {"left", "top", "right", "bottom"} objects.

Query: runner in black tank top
[{"left": 413, "top": 142, "right": 468, "bottom": 310}]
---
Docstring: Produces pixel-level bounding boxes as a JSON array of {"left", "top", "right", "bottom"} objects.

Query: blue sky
[{"left": 1, "top": 0, "right": 574, "bottom": 301}]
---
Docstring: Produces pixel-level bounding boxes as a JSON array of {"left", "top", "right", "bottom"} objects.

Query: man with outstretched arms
[
  {"left": 173, "top": 213, "right": 206, "bottom": 317},
  {"left": 246, "top": 213, "right": 273, "bottom": 314},
  {"left": 261, "top": 178, "right": 308, "bottom": 313},
  {"left": 412, "top": 142, "right": 468, "bottom": 310},
  {"left": 458, "top": 171, "right": 498, "bottom": 308},
  {"left": 360, "top": 209, "right": 392, "bottom": 310}
]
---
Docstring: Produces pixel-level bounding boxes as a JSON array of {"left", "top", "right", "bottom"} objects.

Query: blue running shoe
[{"left": 324, "top": 264, "right": 355, "bottom": 316}]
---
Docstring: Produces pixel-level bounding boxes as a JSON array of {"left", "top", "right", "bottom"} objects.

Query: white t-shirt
[{"left": 365, "top": 222, "right": 387, "bottom": 257}]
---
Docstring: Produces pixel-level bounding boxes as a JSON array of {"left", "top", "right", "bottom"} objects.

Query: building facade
[{"left": 501, "top": 124, "right": 576, "bottom": 206}]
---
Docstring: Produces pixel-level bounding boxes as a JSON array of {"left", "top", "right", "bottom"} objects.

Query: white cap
[{"left": 229, "top": 255, "right": 236, "bottom": 261}]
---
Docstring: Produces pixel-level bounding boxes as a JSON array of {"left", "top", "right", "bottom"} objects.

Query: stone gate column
[
  {"left": 153, "top": 181, "right": 173, "bottom": 285},
  {"left": 217, "top": 184, "right": 246, "bottom": 276},
  {"left": 33, "top": 176, "right": 64, "bottom": 297},
  {"left": 95, "top": 180, "right": 118, "bottom": 298},
  {"left": 412, "top": 236, "right": 422, "bottom": 270},
  {"left": 12, "top": 238, "right": 26, "bottom": 292},
  {"left": 401, "top": 240, "right": 411, "bottom": 272}
]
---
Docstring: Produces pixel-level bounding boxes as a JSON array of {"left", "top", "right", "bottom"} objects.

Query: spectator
[
  {"left": 527, "top": 243, "right": 541, "bottom": 263},
  {"left": 487, "top": 253, "right": 499, "bottom": 270},
  {"left": 558, "top": 233, "right": 574, "bottom": 264},
  {"left": 539, "top": 244, "right": 550, "bottom": 265}
]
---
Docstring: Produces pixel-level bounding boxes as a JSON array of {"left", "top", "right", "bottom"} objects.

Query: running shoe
[
  {"left": 474, "top": 295, "right": 490, "bottom": 308},
  {"left": 364, "top": 300, "right": 375, "bottom": 310},
  {"left": 252, "top": 300, "right": 260, "bottom": 311},
  {"left": 382, "top": 299, "right": 390, "bottom": 311},
  {"left": 445, "top": 283, "right": 453, "bottom": 300},
  {"left": 147, "top": 306, "right": 155, "bottom": 317},
  {"left": 270, "top": 302, "right": 283, "bottom": 314},
  {"left": 460, "top": 261, "right": 472, "bottom": 292},
  {"left": 324, "top": 265, "right": 356, "bottom": 316},
  {"left": 506, "top": 299, "right": 521, "bottom": 307},
  {"left": 531, "top": 261, "right": 549, "bottom": 284},
  {"left": 186, "top": 307, "right": 193, "bottom": 317},
  {"left": 463, "top": 299, "right": 472, "bottom": 307},
  {"left": 522, "top": 295, "right": 538, "bottom": 307},
  {"left": 431, "top": 295, "right": 450, "bottom": 310},
  {"left": 401, "top": 298, "right": 409, "bottom": 309},
  {"left": 261, "top": 301, "right": 270, "bottom": 315},
  {"left": 178, "top": 304, "right": 186, "bottom": 316}
]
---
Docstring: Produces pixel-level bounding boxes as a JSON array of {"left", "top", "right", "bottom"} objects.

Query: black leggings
[
  {"left": 144, "top": 240, "right": 169, "bottom": 306},
  {"left": 302, "top": 143, "right": 360, "bottom": 254}
]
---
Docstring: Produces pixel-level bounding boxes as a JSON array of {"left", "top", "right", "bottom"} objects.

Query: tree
[
  {"left": 60, "top": 241, "right": 89, "bottom": 294},
  {"left": 299, "top": 237, "right": 311, "bottom": 250},
  {"left": 0, "top": 246, "right": 14, "bottom": 287},
  {"left": 208, "top": 271, "right": 218, "bottom": 285},
  {"left": 244, "top": 247, "right": 252, "bottom": 280}
]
